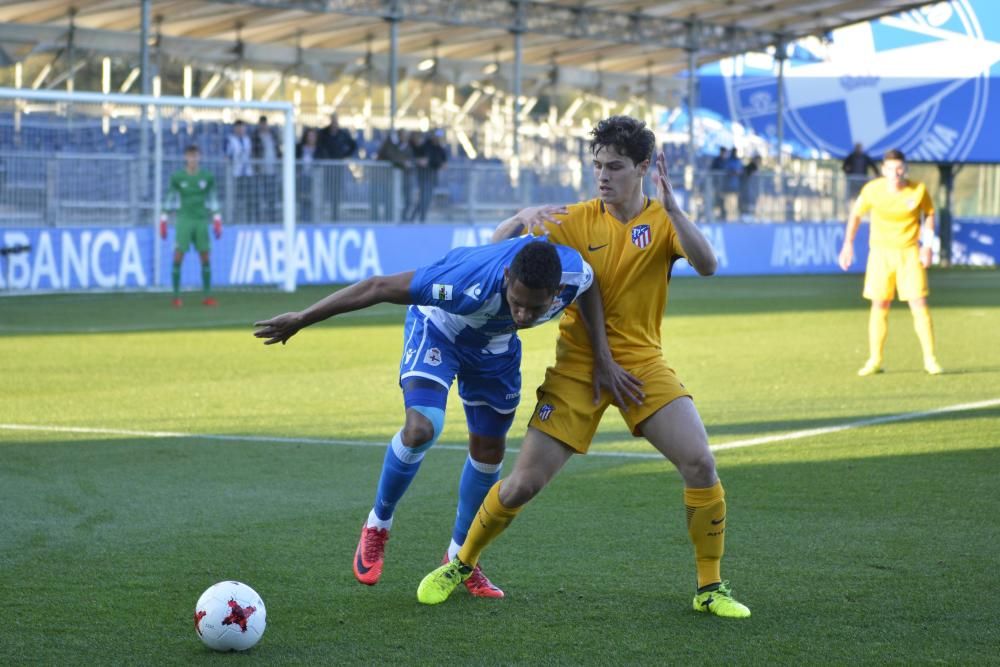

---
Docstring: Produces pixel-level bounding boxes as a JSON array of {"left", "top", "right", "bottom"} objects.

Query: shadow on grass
[{"left": 2, "top": 269, "right": 997, "bottom": 337}]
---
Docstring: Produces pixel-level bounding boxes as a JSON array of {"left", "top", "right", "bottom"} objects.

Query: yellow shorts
[
  {"left": 863, "top": 245, "right": 928, "bottom": 302},
  {"left": 527, "top": 358, "right": 692, "bottom": 454}
]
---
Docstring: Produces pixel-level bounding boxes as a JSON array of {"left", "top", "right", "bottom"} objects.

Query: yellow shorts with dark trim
[
  {"left": 528, "top": 358, "right": 692, "bottom": 454},
  {"left": 863, "top": 245, "right": 928, "bottom": 302}
]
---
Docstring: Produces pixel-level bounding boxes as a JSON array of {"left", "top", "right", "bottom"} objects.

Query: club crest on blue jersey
[
  {"left": 537, "top": 403, "right": 555, "bottom": 421},
  {"left": 631, "top": 224, "right": 652, "bottom": 249}
]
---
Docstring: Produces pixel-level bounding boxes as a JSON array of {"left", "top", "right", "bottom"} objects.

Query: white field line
[{"left": 1, "top": 398, "right": 998, "bottom": 460}]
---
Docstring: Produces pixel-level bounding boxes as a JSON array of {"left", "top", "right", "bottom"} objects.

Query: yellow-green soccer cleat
[
  {"left": 417, "top": 557, "right": 472, "bottom": 605},
  {"left": 693, "top": 581, "right": 751, "bottom": 618}
]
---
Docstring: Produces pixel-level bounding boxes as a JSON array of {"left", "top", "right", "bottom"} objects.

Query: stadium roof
[{"left": 0, "top": 0, "right": 932, "bottom": 92}]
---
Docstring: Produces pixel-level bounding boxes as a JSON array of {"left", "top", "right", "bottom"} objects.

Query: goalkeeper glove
[
  {"left": 159, "top": 214, "right": 168, "bottom": 239},
  {"left": 213, "top": 214, "right": 223, "bottom": 239}
]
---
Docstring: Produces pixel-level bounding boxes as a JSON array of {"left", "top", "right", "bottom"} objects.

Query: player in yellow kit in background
[
  {"left": 839, "top": 149, "right": 943, "bottom": 376},
  {"left": 416, "top": 115, "right": 751, "bottom": 618}
]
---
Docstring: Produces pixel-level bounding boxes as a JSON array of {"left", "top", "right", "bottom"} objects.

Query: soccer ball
[{"left": 193, "top": 580, "right": 266, "bottom": 652}]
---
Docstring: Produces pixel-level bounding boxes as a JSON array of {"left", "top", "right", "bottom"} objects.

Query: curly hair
[
  {"left": 589, "top": 115, "right": 656, "bottom": 166},
  {"left": 508, "top": 241, "right": 562, "bottom": 291}
]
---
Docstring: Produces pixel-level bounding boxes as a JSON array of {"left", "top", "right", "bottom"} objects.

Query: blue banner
[
  {"left": 952, "top": 219, "right": 999, "bottom": 266},
  {"left": 696, "top": 0, "right": 1000, "bottom": 163},
  {"left": 4, "top": 221, "right": 997, "bottom": 292},
  {"left": 1, "top": 222, "right": 875, "bottom": 291}
]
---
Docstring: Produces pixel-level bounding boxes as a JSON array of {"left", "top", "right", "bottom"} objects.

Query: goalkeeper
[{"left": 161, "top": 144, "right": 222, "bottom": 307}]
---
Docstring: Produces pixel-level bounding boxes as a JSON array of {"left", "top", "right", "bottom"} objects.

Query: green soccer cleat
[
  {"left": 417, "top": 557, "right": 472, "bottom": 605},
  {"left": 693, "top": 581, "right": 751, "bottom": 618}
]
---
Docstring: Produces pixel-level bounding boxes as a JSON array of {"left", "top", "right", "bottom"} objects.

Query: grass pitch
[{"left": 1, "top": 269, "right": 998, "bottom": 665}]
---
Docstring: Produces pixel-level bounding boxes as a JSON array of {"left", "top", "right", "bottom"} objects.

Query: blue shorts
[{"left": 398, "top": 309, "right": 521, "bottom": 415}]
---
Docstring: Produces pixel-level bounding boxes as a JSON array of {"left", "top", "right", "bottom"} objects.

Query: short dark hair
[
  {"left": 589, "top": 115, "right": 656, "bottom": 166},
  {"left": 233, "top": 120, "right": 245, "bottom": 128},
  {"left": 184, "top": 144, "right": 200, "bottom": 155},
  {"left": 508, "top": 241, "right": 562, "bottom": 291},
  {"left": 884, "top": 148, "right": 906, "bottom": 162}
]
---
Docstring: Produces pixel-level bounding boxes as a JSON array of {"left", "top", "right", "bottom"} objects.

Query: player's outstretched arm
[
  {"left": 253, "top": 270, "right": 415, "bottom": 345},
  {"left": 491, "top": 204, "right": 567, "bottom": 242},
  {"left": 652, "top": 151, "right": 717, "bottom": 276},
  {"left": 577, "top": 285, "right": 644, "bottom": 407}
]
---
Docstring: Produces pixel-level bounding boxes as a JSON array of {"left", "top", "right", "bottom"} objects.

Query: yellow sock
[
  {"left": 458, "top": 481, "right": 522, "bottom": 567},
  {"left": 868, "top": 306, "right": 889, "bottom": 363},
  {"left": 911, "top": 305, "right": 936, "bottom": 361},
  {"left": 685, "top": 480, "right": 726, "bottom": 590}
]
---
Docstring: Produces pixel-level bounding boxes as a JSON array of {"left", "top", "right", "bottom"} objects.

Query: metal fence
[{"left": 2, "top": 149, "right": 996, "bottom": 227}]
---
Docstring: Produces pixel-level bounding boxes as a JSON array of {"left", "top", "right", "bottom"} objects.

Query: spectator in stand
[
  {"left": 402, "top": 130, "right": 423, "bottom": 221},
  {"left": 740, "top": 154, "right": 762, "bottom": 218},
  {"left": 225, "top": 120, "right": 254, "bottom": 223},
  {"left": 405, "top": 130, "right": 448, "bottom": 223},
  {"left": 842, "top": 143, "right": 879, "bottom": 205},
  {"left": 253, "top": 115, "right": 281, "bottom": 223},
  {"left": 316, "top": 113, "right": 358, "bottom": 221},
  {"left": 376, "top": 129, "right": 414, "bottom": 222},
  {"left": 723, "top": 147, "right": 743, "bottom": 221},
  {"left": 296, "top": 127, "right": 319, "bottom": 223},
  {"left": 708, "top": 147, "right": 728, "bottom": 221}
]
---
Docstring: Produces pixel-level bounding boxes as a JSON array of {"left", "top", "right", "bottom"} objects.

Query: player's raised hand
[
  {"left": 652, "top": 150, "right": 678, "bottom": 210},
  {"left": 592, "top": 357, "right": 645, "bottom": 409},
  {"left": 517, "top": 204, "right": 568, "bottom": 235},
  {"left": 253, "top": 312, "right": 305, "bottom": 345}
]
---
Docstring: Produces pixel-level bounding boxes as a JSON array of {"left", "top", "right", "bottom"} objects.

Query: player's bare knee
[
  {"left": 401, "top": 414, "right": 435, "bottom": 448},
  {"left": 469, "top": 435, "right": 505, "bottom": 464},
  {"left": 678, "top": 451, "right": 717, "bottom": 487},
  {"left": 498, "top": 474, "right": 540, "bottom": 508}
]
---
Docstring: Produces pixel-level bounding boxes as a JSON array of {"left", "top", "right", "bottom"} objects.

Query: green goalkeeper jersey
[{"left": 165, "top": 169, "right": 219, "bottom": 222}]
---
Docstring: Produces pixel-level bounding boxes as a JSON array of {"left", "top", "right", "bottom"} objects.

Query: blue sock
[
  {"left": 452, "top": 455, "right": 502, "bottom": 546},
  {"left": 372, "top": 431, "right": 425, "bottom": 522}
]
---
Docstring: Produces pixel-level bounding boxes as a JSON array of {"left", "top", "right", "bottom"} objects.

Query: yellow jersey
[
  {"left": 852, "top": 178, "right": 934, "bottom": 249},
  {"left": 536, "top": 197, "right": 688, "bottom": 376}
]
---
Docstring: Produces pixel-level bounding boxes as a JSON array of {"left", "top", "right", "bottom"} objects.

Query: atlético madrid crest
[{"left": 631, "top": 224, "right": 652, "bottom": 249}]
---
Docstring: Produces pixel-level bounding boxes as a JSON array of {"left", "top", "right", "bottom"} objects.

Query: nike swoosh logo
[
  {"left": 355, "top": 549, "right": 373, "bottom": 574},
  {"left": 711, "top": 516, "right": 726, "bottom": 525},
  {"left": 588, "top": 243, "right": 609, "bottom": 252}
]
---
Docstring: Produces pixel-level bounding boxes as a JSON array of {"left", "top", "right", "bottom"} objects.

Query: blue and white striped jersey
[{"left": 407, "top": 236, "right": 593, "bottom": 354}]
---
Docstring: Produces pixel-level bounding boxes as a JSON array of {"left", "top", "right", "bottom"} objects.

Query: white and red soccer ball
[{"left": 193, "top": 581, "right": 266, "bottom": 652}]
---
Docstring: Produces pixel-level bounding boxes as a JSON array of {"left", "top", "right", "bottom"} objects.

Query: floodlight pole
[
  {"left": 386, "top": 0, "right": 400, "bottom": 131},
  {"left": 511, "top": 0, "right": 526, "bottom": 158},
  {"left": 281, "top": 107, "right": 296, "bottom": 292},
  {"left": 775, "top": 34, "right": 787, "bottom": 165},
  {"left": 685, "top": 21, "right": 699, "bottom": 211},
  {"left": 139, "top": 0, "right": 152, "bottom": 208}
]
